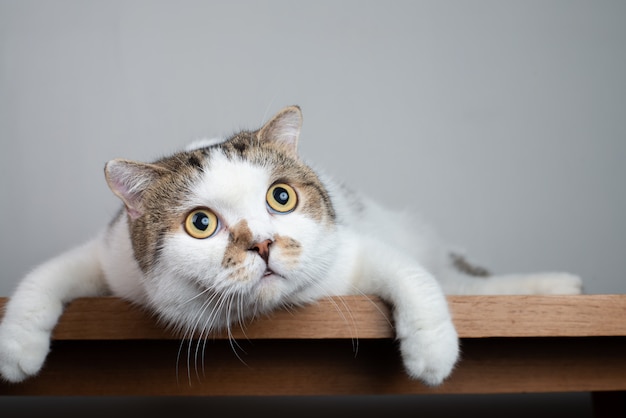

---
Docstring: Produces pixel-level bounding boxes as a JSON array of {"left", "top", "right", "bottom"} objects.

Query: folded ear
[
  {"left": 257, "top": 105, "right": 302, "bottom": 156},
  {"left": 104, "top": 159, "right": 167, "bottom": 220}
]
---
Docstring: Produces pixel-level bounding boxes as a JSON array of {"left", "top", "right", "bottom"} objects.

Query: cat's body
[{"left": 0, "top": 106, "right": 582, "bottom": 385}]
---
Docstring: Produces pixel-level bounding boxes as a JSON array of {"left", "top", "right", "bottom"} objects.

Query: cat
[{"left": 0, "top": 106, "right": 582, "bottom": 386}]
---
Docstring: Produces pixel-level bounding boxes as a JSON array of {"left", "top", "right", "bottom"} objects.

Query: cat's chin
[
  {"left": 255, "top": 269, "right": 285, "bottom": 289},
  {"left": 252, "top": 270, "right": 292, "bottom": 308}
]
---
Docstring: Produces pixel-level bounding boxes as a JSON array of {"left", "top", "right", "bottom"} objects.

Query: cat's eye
[
  {"left": 184, "top": 208, "right": 219, "bottom": 239},
  {"left": 266, "top": 183, "right": 297, "bottom": 213}
]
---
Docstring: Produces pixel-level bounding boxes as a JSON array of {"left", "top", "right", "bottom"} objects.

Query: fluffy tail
[{"left": 441, "top": 252, "right": 582, "bottom": 295}]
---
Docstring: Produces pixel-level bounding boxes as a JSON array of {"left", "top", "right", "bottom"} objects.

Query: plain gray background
[{"left": 1, "top": 0, "right": 624, "bottom": 298}]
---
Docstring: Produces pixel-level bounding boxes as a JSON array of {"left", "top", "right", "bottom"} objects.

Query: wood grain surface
[
  {"left": 2, "top": 295, "right": 625, "bottom": 340},
  {"left": 1, "top": 295, "right": 625, "bottom": 397}
]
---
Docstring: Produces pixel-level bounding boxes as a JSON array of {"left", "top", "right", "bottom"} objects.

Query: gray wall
[{"left": 1, "top": 0, "right": 625, "bottom": 296}]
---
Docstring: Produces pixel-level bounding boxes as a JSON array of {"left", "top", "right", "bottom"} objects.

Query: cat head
[{"left": 104, "top": 106, "right": 339, "bottom": 332}]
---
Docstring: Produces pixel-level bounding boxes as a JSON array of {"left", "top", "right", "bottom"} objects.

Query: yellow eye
[
  {"left": 184, "top": 208, "right": 219, "bottom": 239},
  {"left": 266, "top": 183, "right": 297, "bottom": 213}
]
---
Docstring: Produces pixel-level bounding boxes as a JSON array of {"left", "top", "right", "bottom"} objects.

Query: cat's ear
[
  {"left": 257, "top": 105, "right": 302, "bottom": 156},
  {"left": 104, "top": 159, "right": 167, "bottom": 220}
]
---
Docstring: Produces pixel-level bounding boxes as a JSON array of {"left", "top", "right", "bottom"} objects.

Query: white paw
[
  {"left": 529, "top": 273, "right": 583, "bottom": 295},
  {"left": 399, "top": 319, "right": 459, "bottom": 386},
  {"left": 0, "top": 323, "right": 51, "bottom": 383}
]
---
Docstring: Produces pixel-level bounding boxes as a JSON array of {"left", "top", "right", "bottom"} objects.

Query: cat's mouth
[
  {"left": 262, "top": 268, "right": 276, "bottom": 278},
  {"left": 261, "top": 267, "right": 287, "bottom": 281}
]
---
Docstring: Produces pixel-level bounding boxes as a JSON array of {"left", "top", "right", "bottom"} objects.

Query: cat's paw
[
  {"left": 528, "top": 273, "right": 583, "bottom": 295},
  {"left": 398, "top": 319, "right": 459, "bottom": 386},
  {"left": 0, "top": 324, "right": 51, "bottom": 383}
]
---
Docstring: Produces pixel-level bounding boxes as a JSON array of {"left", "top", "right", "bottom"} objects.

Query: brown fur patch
[
  {"left": 289, "top": 179, "right": 333, "bottom": 223},
  {"left": 220, "top": 132, "right": 254, "bottom": 159},
  {"left": 126, "top": 151, "right": 207, "bottom": 272},
  {"left": 221, "top": 220, "right": 253, "bottom": 269},
  {"left": 274, "top": 235, "right": 302, "bottom": 268},
  {"left": 275, "top": 235, "right": 302, "bottom": 254}
]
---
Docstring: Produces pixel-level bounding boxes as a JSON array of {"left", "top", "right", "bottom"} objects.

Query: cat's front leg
[
  {"left": 0, "top": 239, "right": 108, "bottom": 382},
  {"left": 353, "top": 239, "right": 459, "bottom": 386},
  {"left": 390, "top": 277, "right": 459, "bottom": 386}
]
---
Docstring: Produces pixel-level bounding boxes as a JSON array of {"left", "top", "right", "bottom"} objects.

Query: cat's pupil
[
  {"left": 274, "top": 188, "right": 289, "bottom": 205},
  {"left": 192, "top": 213, "right": 210, "bottom": 231}
]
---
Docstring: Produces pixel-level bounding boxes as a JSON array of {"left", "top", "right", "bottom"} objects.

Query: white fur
[
  {"left": 0, "top": 114, "right": 583, "bottom": 386},
  {"left": 184, "top": 137, "right": 226, "bottom": 151},
  {"left": 0, "top": 239, "right": 108, "bottom": 382}
]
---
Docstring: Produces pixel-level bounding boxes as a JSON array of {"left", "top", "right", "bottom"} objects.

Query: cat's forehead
[
  {"left": 190, "top": 150, "right": 271, "bottom": 209},
  {"left": 162, "top": 138, "right": 335, "bottom": 224}
]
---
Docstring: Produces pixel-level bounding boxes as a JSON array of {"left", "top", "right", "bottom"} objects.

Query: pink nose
[{"left": 251, "top": 239, "right": 272, "bottom": 263}]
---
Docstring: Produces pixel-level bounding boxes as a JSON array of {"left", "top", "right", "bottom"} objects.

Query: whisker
[
  {"left": 347, "top": 284, "right": 394, "bottom": 329},
  {"left": 195, "top": 289, "right": 229, "bottom": 380},
  {"left": 235, "top": 291, "right": 251, "bottom": 341},
  {"left": 310, "top": 282, "right": 360, "bottom": 355},
  {"left": 334, "top": 294, "right": 360, "bottom": 356},
  {"left": 279, "top": 302, "right": 298, "bottom": 316},
  {"left": 176, "top": 291, "right": 217, "bottom": 386},
  {"left": 176, "top": 325, "right": 192, "bottom": 386},
  {"left": 225, "top": 292, "right": 248, "bottom": 366},
  {"left": 202, "top": 289, "right": 236, "bottom": 357},
  {"left": 181, "top": 285, "right": 213, "bottom": 305}
]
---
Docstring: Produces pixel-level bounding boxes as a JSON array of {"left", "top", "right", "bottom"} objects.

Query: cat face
[{"left": 105, "top": 106, "right": 339, "bottom": 332}]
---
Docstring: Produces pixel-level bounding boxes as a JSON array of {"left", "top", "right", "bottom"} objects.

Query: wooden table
[{"left": 1, "top": 295, "right": 625, "bottom": 416}]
